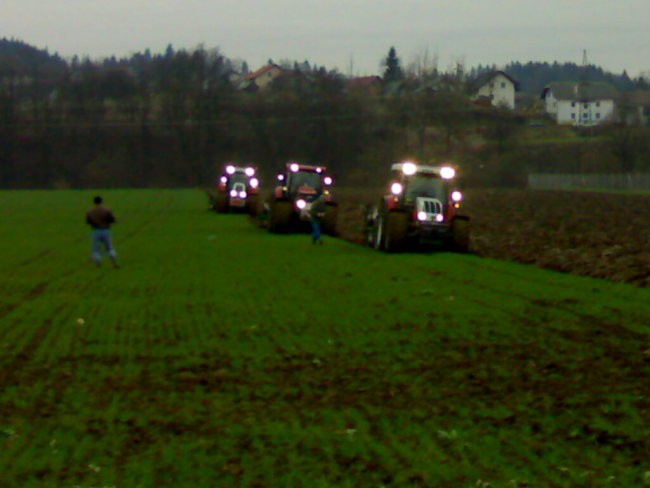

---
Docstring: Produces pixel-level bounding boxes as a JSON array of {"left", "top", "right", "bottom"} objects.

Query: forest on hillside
[{"left": 1, "top": 38, "right": 649, "bottom": 189}]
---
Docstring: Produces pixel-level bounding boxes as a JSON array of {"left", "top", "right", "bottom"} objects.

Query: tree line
[{"left": 1, "top": 39, "right": 649, "bottom": 189}]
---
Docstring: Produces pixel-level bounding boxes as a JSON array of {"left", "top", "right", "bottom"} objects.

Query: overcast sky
[{"left": 2, "top": 0, "right": 649, "bottom": 77}]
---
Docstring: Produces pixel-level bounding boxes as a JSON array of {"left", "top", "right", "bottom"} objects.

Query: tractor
[
  {"left": 366, "top": 161, "right": 470, "bottom": 252},
  {"left": 266, "top": 161, "right": 338, "bottom": 234},
  {"left": 213, "top": 164, "right": 260, "bottom": 215}
]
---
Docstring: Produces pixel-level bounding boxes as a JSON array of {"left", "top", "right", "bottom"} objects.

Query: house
[
  {"left": 346, "top": 76, "right": 382, "bottom": 95},
  {"left": 469, "top": 70, "right": 518, "bottom": 109},
  {"left": 240, "top": 64, "right": 284, "bottom": 91},
  {"left": 540, "top": 81, "right": 618, "bottom": 126}
]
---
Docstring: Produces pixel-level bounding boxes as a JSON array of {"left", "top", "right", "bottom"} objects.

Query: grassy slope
[{"left": 0, "top": 190, "right": 648, "bottom": 487}]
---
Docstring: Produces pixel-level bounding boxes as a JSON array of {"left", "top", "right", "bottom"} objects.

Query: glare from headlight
[
  {"left": 296, "top": 199, "right": 307, "bottom": 209},
  {"left": 250, "top": 178, "right": 259, "bottom": 188},
  {"left": 436, "top": 214, "right": 444, "bottom": 222},
  {"left": 245, "top": 167, "right": 255, "bottom": 177},
  {"left": 226, "top": 165, "right": 236, "bottom": 175},
  {"left": 220, "top": 176, "right": 227, "bottom": 183},
  {"left": 290, "top": 163, "right": 300, "bottom": 172},
  {"left": 229, "top": 189, "right": 237, "bottom": 197},
  {"left": 323, "top": 176, "right": 333, "bottom": 185},
  {"left": 417, "top": 211, "right": 427, "bottom": 221},
  {"left": 402, "top": 162, "right": 417, "bottom": 175},
  {"left": 239, "top": 191, "right": 247, "bottom": 198},
  {"left": 451, "top": 190, "right": 462, "bottom": 202},
  {"left": 390, "top": 182, "right": 403, "bottom": 195},
  {"left": 440, "top": 167, "right": 455, "bottom": 179}
]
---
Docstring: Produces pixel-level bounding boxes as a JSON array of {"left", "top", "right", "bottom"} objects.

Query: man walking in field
[
  {"left": 310, "top": 195, "right": 326, "bottom": 245},
  {"left": 86, "top": 196, "right": 119, "bottom": 268}
]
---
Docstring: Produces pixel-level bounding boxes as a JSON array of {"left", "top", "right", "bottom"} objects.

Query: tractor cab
[{"left": 214, "top": 164, "right": 260, "bottom": 214}]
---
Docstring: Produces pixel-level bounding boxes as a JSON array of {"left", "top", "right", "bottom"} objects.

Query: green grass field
[{"left": 1, "top": 190, "right": 649, "bottom": 487}]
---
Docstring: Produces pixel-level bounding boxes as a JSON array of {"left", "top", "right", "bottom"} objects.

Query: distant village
[{"left": 237, "top": 62, "right": 650, "bottom": 127}]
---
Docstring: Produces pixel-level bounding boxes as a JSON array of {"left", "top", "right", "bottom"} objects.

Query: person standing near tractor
[
  {"left": 310, "top": 195, "right": 326, "bottom": 245},
  {"left": 86, "top": 196, "right": 119, "bottom": 268}
]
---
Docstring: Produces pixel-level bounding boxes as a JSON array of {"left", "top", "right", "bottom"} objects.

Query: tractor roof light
[
  {"left": 402, "top": 162, "right": 417, "bottom": 176},
  {"left": 323, "top": 176, "right": 333, "bottom": 186},
  {"left": 290, "top": 163, "right": 300, "bottom": 173},
  {"left": 390, "top": 182, "right": 403, "bottom": 195},
  {"left": 316, "top": 167, "right": 323, "bottom": 173},
  {"left": 226, "top": 165, "right": 236, "bottom": 175},
  {"left": 250, "top": 178, "right": 259, "bottom": 188},
  {"left": 440, "top": 166, "right": 456, "bottom": 179},
  {"left": 245, "top": 167, "right": 255, "bottom": 177},
  {"left": 451, "top": 190, "right": 463, "bottom": 202}
]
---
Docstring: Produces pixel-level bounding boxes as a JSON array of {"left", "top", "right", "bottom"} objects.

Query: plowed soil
[{"left": 336, "top": 189, "right": 650, "bottom": 287}]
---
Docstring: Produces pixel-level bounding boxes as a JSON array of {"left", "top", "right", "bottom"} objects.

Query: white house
[
  {"left": 240, "top": 64, "right": 284, "bottom": 91},
  {"left": 541, "top": 82, "right": 618, "bottom": 126},
  {"left": 469, "top": 71, "right": 518, "bottom": 109}
]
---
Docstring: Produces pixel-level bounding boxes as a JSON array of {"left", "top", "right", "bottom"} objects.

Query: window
[
  {"left": 500, "top": 82, "right": 506, "bottom": 88},
  {"left": 596, "top": 113, "right": 601, "bottom": 119},
  {"left": 583, "top": 113, "right": 588, "bottom": 118},
  {"left": 571, "top": 102, "right": 576, "bottom": 107},
  {"left": 596, "top": 102, "right": 600, "bottom": 107},
  {"left": 571, "top": 113, "right": 576, "bottom": 119},
  {"left": 584, "top": 103, "right": 588, "bottom": 109}
]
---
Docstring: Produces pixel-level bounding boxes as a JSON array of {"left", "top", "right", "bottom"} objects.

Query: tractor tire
[
  {"left": 450, "top": 217, "right": 470, "bottom": 253},
  {"left": 384, "top": 211, "right": 409, "bottom": 253},
  {"left": 269, "top": 201, "right": 292, "bottom": 233},
  {"left": 322, "top": 205, "right": 338, "bottom": 236},
  {"left": 247, "top": 195, "right": 260, "bottom": 216},
  {"left": 214, "top": 193, "right": 229, "bottom": 213}
]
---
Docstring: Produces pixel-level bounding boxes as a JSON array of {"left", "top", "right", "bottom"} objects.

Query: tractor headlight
[
  {"left": 323, "top": 176, "right": 333, "bottom": 185},
  {"left": 440, "top": 166, "right": 455, "bottom": 179},
  {"left": 390, "top": 182, "right": 403, "bottom": 195},
  {"left": 245, "top": 167, "right": 255, "bottom": 177},
  {"left": 402, "top": 162, "right": 417, "bottom": 175},
  {"left": 229, "top": 189, "right": 237, "bottom": 197},
  {"left": 417, "top": 211, "right": 427, "bottom": 221},
  {"left": 436, "top": 214, "right": 444, "bottom": 222},
  {"left": 277, "top": 174, "right": 285, "bottom": 181},
  {"left": 220, "top": 176, "right": 227, "bottom": 184},
  {"left": 290, "top": 163, "right": 300, "bottom": 173},
  {"left": 226, "top": 165, "right": 236, "bottom": 175},
  {"left": 451, "top": 190, "right": 462, "bottom": 202},
  {"left": 296, "top": 199, "right": 307, "bottom": 209},
  {"left": 250, "top": 178, "right": 259, "bottom": 188}
]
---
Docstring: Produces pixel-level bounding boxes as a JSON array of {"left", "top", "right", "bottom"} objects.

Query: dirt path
[{"left": 335, "top": 188, "right": 650, "bottom": 287}]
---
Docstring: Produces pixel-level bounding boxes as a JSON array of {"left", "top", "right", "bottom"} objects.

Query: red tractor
[
  {"left": 366, "top": 161, "right": 470, "bottom": 252},
  {"left": 213, "top": 164, "right": 260, "bottom": 215},
  {"left": 267, "top": 161, "right": 338, "bottom": 234}
]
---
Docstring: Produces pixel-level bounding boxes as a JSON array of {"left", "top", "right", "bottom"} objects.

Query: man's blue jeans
[
  {"left": 311, "top": 220, "right": 322, "bottom": 243},
  {"left": 91, "top": 229, "right": 117, "bottom": 264}
]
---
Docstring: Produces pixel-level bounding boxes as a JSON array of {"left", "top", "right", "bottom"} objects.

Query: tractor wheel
[
  {"left": 269, "top": 201, "right": 292, "bottom": 233},
  {"left": 322, "top": 205, "right": 338, "bottom": 236},
  {"left": 214, "top": 193, "right": 229, "bottom": 213},
  {"left": 247, "top": 195, "right": 260, "bottom": 216},
  {"left": 384, "top": 211, "right": 409, "bottom": 253},
  {"left": 450, "top": 217, "right": 470, "bottom": 253}
]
